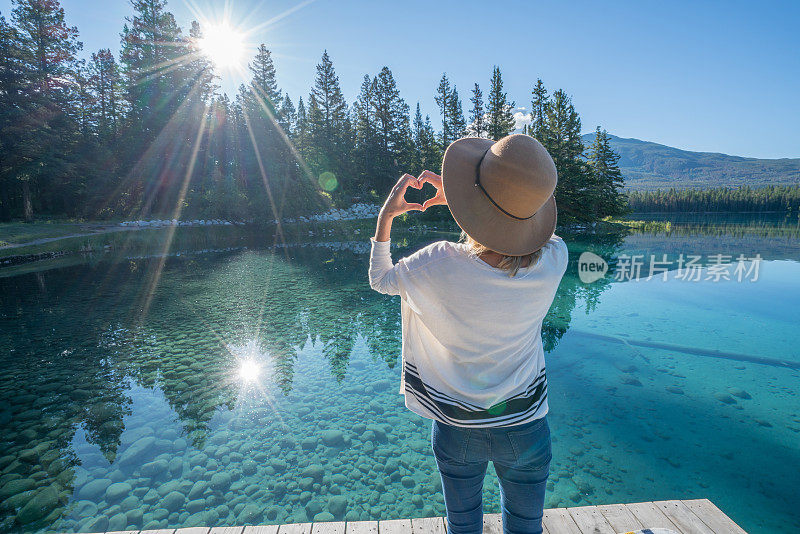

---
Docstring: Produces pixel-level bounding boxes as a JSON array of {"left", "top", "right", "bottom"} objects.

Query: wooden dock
[{"left": 86, "top": 499, "right": 747, "bottom": 534}]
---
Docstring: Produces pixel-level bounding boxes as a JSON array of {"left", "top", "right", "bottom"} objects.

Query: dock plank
[
  {"left": 543, "top": 508, "right": 581, "bottom": 534},
  {"left": 654, "top": 500, "right": 715, "bottom": 534},
  {"left": 344, "top": 521, "right": 377, "bottom": 533},
  {"left": 682, "top": 499, "right": 747, "bottom": 534},
  {"left": 310, "top": 523, "right": 345, "bottom": 534},
  {"left": 242, "top": 527, "right": 280, "bottom": 534},
  {"left": 483, "top": 513, "right": 502, "bottom": 534},
  {"left": 410, "top": 517, "right": 445, "bottom": 533},
  {"left": 567, "top": 506, "right": 616, "bottom": 534},
  {"left": 85, "top": 498, "right": 746, "bottom": 534},
  {"left": 626, "top": 501, "right": 680, "bottom": 531},
  {"left": 596, "top": 504, "right": 643, "bottom": 532},
  {"left": 377, "top": 519, "right": 412, "bottom": 533},
  {"left": 277, "top": 524, "right": 312, "bottom": 534}
]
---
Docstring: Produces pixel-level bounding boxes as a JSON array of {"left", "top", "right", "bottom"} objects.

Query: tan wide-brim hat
[{"left": 442, "top": 133, "right": 558, "bottom": 256}]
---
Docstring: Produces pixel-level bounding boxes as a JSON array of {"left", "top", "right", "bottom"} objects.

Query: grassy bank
[{"left": 0, "top": 220, "right": 100, "bottom": 247}]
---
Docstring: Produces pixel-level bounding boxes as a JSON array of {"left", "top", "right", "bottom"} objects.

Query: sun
[{"left": 198, "top": 22, "right": 246, "bottom": 70}]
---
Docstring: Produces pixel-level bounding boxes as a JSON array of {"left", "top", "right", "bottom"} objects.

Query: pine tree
[
  {"left": 486, "top": 66, "right": 515, "bottom": 141},
  {"left": 8, "top": 0, "right": 81, "bottom": 220},
  {"left": 587, "top": 127, "right": 627, "bottom": 217},
  {"left": 435, "top": 73, "right": 452, "bottom": 149},
  {"left": 0, "top": 15, "right": 27, "bottom": 220},
  {"left": 412, "top": 103, "right": 441, "bottom": 173},
  {"left": 12, "top": 0, "right": 79, "bottom": 95},
  {"left": 307, "top": 50, "right": 350, "bottom": 199},
  {"left": 186, "top": 21, "right": 216, "bottom": 99},
  {"left": 353, "top": 74, "right": 378, "bottom": 192},
  {"left": 120, "top": 0, "right": 183, "bottom": 132},
  {"left": 278, "top": 94, "right": 296, "bottom": 136},
  {"left": 370, "top": 67, "right": 412, "bottom": 195},
  {"left": 90, "top": 48, "right": 122, "bottom": 140},
  {"left": 249, "top": 44, "right": 281, "bottom": 111},
  {"left": 529, "top": 78, "right": 548, "bottom": 140},
  {"left": 448, "top": 85, "right": 466, "bottom": 140},
  {"left": 295, "top": 96, "right": 309, "bottom": 155},
  {"left": 74, "top": 59, "right": 96, "bottom": 139},
  {"left": 540, "top": 88, "right": 590, "bottom": 220},
  {"left": 467, "top": 83, "right": 485, "bottom": 137}
]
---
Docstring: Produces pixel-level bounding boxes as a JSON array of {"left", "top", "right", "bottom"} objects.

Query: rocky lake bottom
[{"left": 0, "top": 220, "right": 798, "bottom": 533}]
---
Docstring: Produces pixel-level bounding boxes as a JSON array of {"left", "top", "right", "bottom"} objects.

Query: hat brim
[{"left": 441, "top": 137, "right": 557, "bottom": 256}]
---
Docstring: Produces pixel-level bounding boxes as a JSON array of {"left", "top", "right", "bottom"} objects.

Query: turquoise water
[{"left": 0, "top": 218, "right": 798, "bottom": 533}]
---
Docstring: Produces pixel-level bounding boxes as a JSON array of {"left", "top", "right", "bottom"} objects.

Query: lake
[{"left": 0, "top": 214, "right": 798, "bottom": 533}]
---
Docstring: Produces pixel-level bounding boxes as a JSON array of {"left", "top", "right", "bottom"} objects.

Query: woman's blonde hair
[{"left": 459, "top": 231, "right": 542, "bottom": 277}]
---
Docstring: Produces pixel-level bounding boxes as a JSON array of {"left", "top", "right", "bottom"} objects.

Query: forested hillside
[{"left": 581, "top": 132, "right": 800, "bottom": 190}]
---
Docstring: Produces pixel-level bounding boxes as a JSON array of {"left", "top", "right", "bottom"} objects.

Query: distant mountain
[{"left": 580, "top": 133, "right": 800, "bottom": 190}]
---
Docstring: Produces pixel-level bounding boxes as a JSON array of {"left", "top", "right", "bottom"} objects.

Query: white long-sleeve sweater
[{"left": 368, "top": 235, "right": 568, "bottom": 427}]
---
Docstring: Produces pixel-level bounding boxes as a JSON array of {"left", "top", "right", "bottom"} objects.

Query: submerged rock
[
  {"left": 188, "top": 480, "right": 209, "bottom": 499},
  {"left": 0, "top": 478, "right": 36, "bottom": 500},
  {"left": 302, "top": 464, "right": 324, "bottom": 482},
  {"left": 728, "top": 387, "right": 752, "bottom": 399},
  {"left": 141, "top": 459, "right": 168, "bottom": 478},
  {"left": 117, "top": 436, "right": 156, "bottom": 466},
  {"left": 372, "top": 380, "right": 391, "bottom": 392},
  {"left": 620, "top": 376, "right": 643, "bottom": 386},
  {"left": 301, "top": 437, "right": 319, "bottom": 450},
  {"left": 17, "top": 485, "right": 59, "bottom": 524},
  {"left": 105, "top": 482, "right": 132, "bottom": 503},
  {"left": 714, "top": 392, "right": 737, "bottom": 405},
  {"left": 85, "top": 515, "right": 109, "bottom": 532},
  {"left": 322, "top": 430, "right": 345, "bottom": 447},
  {"left": 107, "top": 512, "right": 128, "bottom": 531},
  {"left": 328, "top": 495, "right": 347, "bottom": 517},
  {"left": 76, "top": 478, "right": 112, "bottom": 501},
  {"left": 314, "top": 511, "right": 335, "bottom": 522},
  {"left": 210, "top": 472, "right": 232, "bottom": 491},
  {"left": 119, "top": 495, "right": 140, "bottom": 512},
  {"left": 242, "top": 459, "right": 257, "bottom": 476},
  {"left": 269, "top": 459, "right": 288, "bottom": 473},
  {"left": 161, "top": 491, "right": 186, "bottom": 513},
  {"left": 237, "top": 504, "right": 262, "bottom": 524}
]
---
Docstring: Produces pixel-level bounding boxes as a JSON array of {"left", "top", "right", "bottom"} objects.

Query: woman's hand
[
  {"left": 374, "top": 174, "right": 423, "bottom": 242},
  {"left": 417, "top": 170, "right": 447, "bottom": 211},
  {"left": 380, "top": 173, "right": 424, "bottom": 218}
]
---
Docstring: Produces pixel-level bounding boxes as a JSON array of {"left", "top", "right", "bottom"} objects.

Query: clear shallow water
[{"left": 0, "top": 219, "right": 798, "bottom": 533}]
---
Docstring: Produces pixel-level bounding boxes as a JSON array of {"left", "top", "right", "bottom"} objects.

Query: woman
[{"left": 368, "top": 133, "right": 568, "bottom": 534}]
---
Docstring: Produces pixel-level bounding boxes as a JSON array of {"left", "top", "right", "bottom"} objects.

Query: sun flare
[
  {"left": 238, "top": 359, "right": 261, "bottom": 382},
  {"left": 198, "top": 22, "right": 246, "bottom": 70}
]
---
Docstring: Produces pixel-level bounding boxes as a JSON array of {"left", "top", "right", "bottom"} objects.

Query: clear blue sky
[{"left": 2, "top": 0, "right": 798, "bottom": 158}]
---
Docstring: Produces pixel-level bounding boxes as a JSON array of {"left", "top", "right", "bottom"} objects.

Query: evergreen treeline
[
  {"left": 627, "top": 185, "right": 800, "bottom": 213},
  {"left": 0, "top": 0, "right": 626, "bottom": 223}
]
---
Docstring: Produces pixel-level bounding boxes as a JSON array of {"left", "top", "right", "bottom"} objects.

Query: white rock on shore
[{"left": 119, "top": 203, "right": 380, "bottom": 228}]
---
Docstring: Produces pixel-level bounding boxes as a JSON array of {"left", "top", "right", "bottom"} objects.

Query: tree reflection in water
[{"left": 0, "top": 223, "right": 646, "bottom": 532}]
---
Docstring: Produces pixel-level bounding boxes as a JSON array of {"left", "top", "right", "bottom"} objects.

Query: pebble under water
[{"left": 0, "top": 220, "right": 798, "bottom": 533}]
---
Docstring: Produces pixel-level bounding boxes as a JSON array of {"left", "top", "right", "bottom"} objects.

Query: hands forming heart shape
[{"left": 382, "top": 170, "right": 446, "bottom": 218}]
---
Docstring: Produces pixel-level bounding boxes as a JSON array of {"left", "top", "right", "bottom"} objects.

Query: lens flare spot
[{"left": 319, "top": 172, "right": 338, "bottom": 191}]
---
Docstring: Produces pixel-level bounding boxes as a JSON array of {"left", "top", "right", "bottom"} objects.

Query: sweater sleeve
[{"left": 368, "top": 238, "right": 404, "bottom": 296}]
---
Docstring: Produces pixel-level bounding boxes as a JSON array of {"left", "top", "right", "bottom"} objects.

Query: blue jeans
[{"left": 431, "top": 416, "right": 551, "bottom": 534}]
